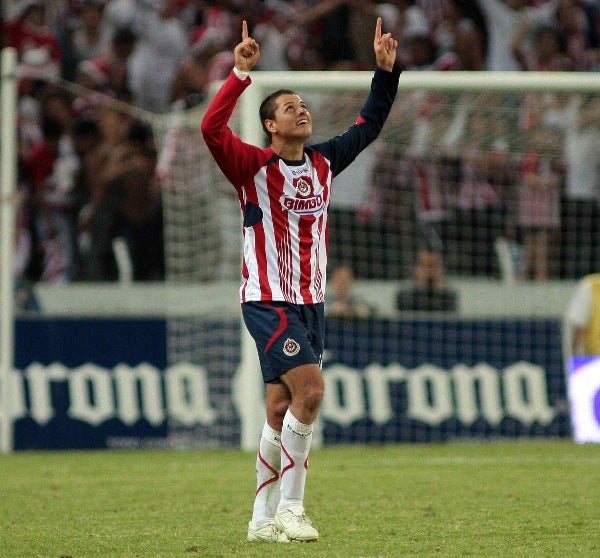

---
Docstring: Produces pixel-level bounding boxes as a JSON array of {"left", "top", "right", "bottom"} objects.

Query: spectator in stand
[
  {"left": 89, "top": 94, "right": 134, "bottom": 182},
  {"left": 345, "top": 1, "right": 401, "bottom": 70},
  {"left": 591, "top": 8, "right": 600, "bottom": 59},
  {"left": 556, "top": 0, "right": 600, "bottom": 71},
  {"left": 434, "top": 0, "right": 486, "bottom": 70},
  {"left": 69, "top": 0, "right": 111, "bottom": 66},
  {"left": 355, "top": 140, "right": 415, "bottom": 280},
  {"left": 69, "top": 115, "right": 104, "bottom": 279},
  {"left": 328, "top": 142, "right": 389, "bottom": 278},
  {"left": 475, "top": 0, "right": 558, "bottom": 71},
  {"left": 401, "top": 92, "right": 458, "bottom": 263},
  {"left": 23, "top": 116, "right": 80, "bottom": 283},
  {"left": 127, "top": 0, "right": 188, "bottom": 113},
  {"left": 17, "top": 85, "right": 73, "bottom": 162},
  {"left": 100, "top": 25, "right": 138, "bottom": 96},
  {"left": 13, "top": 157, "right": 41, "bottom": 311},
  {"left": 3, "top": 0, "right": 63, "bottom": 79},
  {"left": 102, "top": 0, "right": 139, "bottom": 40},
  {"left": 399, "top": 14, "right": 459, "bottom": 71},
  {"left": 512, "top": 19, "right": 573, "bottom": 71},
  {"left": 560, "top": 95, "right": 600, "bottom": 278},
  {"left": 86, "top": 119, "right": 164, "bottom": 281},
  {"left": 516, "top": 126, "right": 563, "bottom": 281},
  {"left": 76, "top": 55, "right": 112, "bottom": 92},
  {"left": 452, "top": 106, "right": 507, "bottom": 277},
  {"left": 251, "top": 0, "right": 365, "bottom": 71},
  {"left": 170, "top": 24, "right": 225, "bottom": 108},
  {"left": 391, "top": 23, "right": 461, "bottom": 273},
  {"left": 73, "top": 55, "right": 113, "bottom": 117},
  {"left": 396, "top": 234, "right": 458, "bottom": 313},
  {"left": 311, "top": 0, "right": 356, "bottom": 68},
  {"left": 252, "top": 3, "right": 296, "bottom": 71},
  {"left": 325, "top": 265, "right": 375, "bottom": 319},
  {"left": 197, "top": 0, "right": 240, "bottom": 43}
]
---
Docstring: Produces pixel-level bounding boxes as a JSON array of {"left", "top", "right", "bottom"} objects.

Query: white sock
[
  {"left": 278, "top": 409, "right": 313, "bottom": 511},
  {"left": 251, "top": 421, "right": 282, "bottom": 526}
]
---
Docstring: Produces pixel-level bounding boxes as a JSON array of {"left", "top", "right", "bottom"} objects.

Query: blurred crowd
[{"left": 2, "top": 0, "right": 600, "bottom": 306}]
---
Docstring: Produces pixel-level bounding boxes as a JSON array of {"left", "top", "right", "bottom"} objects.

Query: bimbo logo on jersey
[
  {"left": 281, "top": 194, "right": 324, "bottom": 215},
  {"left": 281, "top": 175, "right": 325, "bottom": 215}
]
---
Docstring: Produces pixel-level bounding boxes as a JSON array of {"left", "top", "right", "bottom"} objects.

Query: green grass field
[{"left": 1, "top": 440, "right": 599, "bottom": 557}]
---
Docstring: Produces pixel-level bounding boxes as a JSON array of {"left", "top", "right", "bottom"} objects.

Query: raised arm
[
  {"left": 309, "top": 18, "right": 401, "bottom": 175},
  {"left": 201, "top": 20, "right": 266, "bottom": 188}
]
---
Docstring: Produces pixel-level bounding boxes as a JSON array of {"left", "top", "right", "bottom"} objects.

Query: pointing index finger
[
  {"left": 375, "top": 17, "right": 382, "bottom": 41},
  {"left": 242, "top": 20, "right": 248, "bottom": 41}
]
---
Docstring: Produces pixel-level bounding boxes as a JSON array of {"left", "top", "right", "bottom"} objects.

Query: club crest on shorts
[{"left": 283, "top": 338, "right": 301, "bottom": 356}]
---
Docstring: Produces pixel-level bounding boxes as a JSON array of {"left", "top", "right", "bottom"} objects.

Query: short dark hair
[
  {"left": 112, "top": 26, "right": 136, "bottom": 47},
  {"left": 41, "top": 117, "right": 64, "bottom": 140},
  {"left": 259, "top": 89, "right": 296, "bottom": 142},
  {"left": 71, "top": 116, "right": 100, "bottom": 138}
]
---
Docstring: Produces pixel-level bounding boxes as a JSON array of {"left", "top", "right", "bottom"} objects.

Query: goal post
[
  {"left": 0, "top": 47, "right": 18, "bottom": 454},
  {"left": 244, "top": 69, "right": 600, "bottom": 94}
]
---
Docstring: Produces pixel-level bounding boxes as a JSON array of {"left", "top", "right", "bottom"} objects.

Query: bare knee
[
  {"left": 284, "top": 368, "right": 324, "bottom": 424},
  {"left": 267, "top": 394, "right": 291, "bottom": 431},
  {"left": 266, "top": 381, "right": 292, "bottom": 432},
  {"left": 301, "top": 379, "right": 324, "bottom": 414}
]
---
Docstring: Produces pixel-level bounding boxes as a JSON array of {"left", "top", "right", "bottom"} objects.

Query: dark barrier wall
[
  {"left": 9, "top": 317, "right": 570, "bottom": 450},
  {"left": 12, "top": 318, "right": 241, "bottom": 450},
  {"left": 322, "top": 318, "right": 570, "bottom": 443}
]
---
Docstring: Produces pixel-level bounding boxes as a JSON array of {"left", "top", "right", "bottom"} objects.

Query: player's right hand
[{"left": 234, "top": 20, "right": 260, "bottom": 72}]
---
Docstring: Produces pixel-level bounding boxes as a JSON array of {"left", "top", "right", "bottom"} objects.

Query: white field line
[{"left": 371, "top": 456, "right": 600, "bottom": 466}]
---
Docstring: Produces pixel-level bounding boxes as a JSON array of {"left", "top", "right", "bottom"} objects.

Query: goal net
[{"left": 153, "top": 70, "right": 600, "bottom": 447}]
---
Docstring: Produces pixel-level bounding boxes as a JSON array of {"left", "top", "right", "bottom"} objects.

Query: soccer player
[{"left": 201, "top": 17, "right": 400, "bottom": 543}]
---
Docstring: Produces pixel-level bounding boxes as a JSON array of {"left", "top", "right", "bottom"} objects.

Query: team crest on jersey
[
  {"left": 283, "top": 338, "right": 301, "bottom": 357},
  {"left": 294, "top": 177, "right": 312, "bottom": 197}
]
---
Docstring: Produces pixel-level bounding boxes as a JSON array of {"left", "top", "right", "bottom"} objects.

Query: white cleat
[
  {"left": 274, "top": 505, "right": 319, "bottom": 542},
  {"left": 247, "top": 520, "right": 289, "bottom": 543}
]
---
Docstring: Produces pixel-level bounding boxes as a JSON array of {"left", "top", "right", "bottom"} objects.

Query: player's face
[{"left": 269, "top": 94, "right": 312, "bottom": 141}]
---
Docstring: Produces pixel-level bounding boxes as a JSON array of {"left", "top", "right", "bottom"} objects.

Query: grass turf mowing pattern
[{"left": 1, "top": 441, "right": 599, "bottom": 557}]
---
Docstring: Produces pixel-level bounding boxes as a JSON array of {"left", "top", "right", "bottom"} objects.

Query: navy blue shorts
[{"left": 241, "top": 301, "right": 325, "bottom": 384}]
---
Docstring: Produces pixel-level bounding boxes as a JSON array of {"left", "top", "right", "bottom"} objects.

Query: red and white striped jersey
[{"left": 201, "top": 66, "right": 400, "bottom": 304}]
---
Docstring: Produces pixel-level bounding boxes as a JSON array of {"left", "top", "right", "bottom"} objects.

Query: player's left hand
[{"left": 373, "top": 17, "right": 397, "bottom": 72}]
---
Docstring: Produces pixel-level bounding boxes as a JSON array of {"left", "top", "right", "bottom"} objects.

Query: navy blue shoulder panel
[{"left": 308, "top": 65, "right": 401, "bottom": 177}]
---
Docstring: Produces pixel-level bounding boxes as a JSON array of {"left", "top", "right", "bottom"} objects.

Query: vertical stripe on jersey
[
  {"left": 239, "top": 195, "right": 251, "bottom": 301},
  {"left": 297, "top": 212, "right": 316, "bottom": 304},
  {"left": 310, "top": 151, "right": 332, "bottom": 303},
  {"left": 247, "top": 164, "right": 283, "bottom": 301},
  {"left": 287, "top": 212, "right": 302, "bottom": 303},
  {"left": 265, "top": 162, "right": 295, "bottom": 302},
  {"left": 241, "top": 180, "right": 272, "bottom": 301},
  {"left": 313, "top": 212, "right": 326, "bottom": 302}
]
